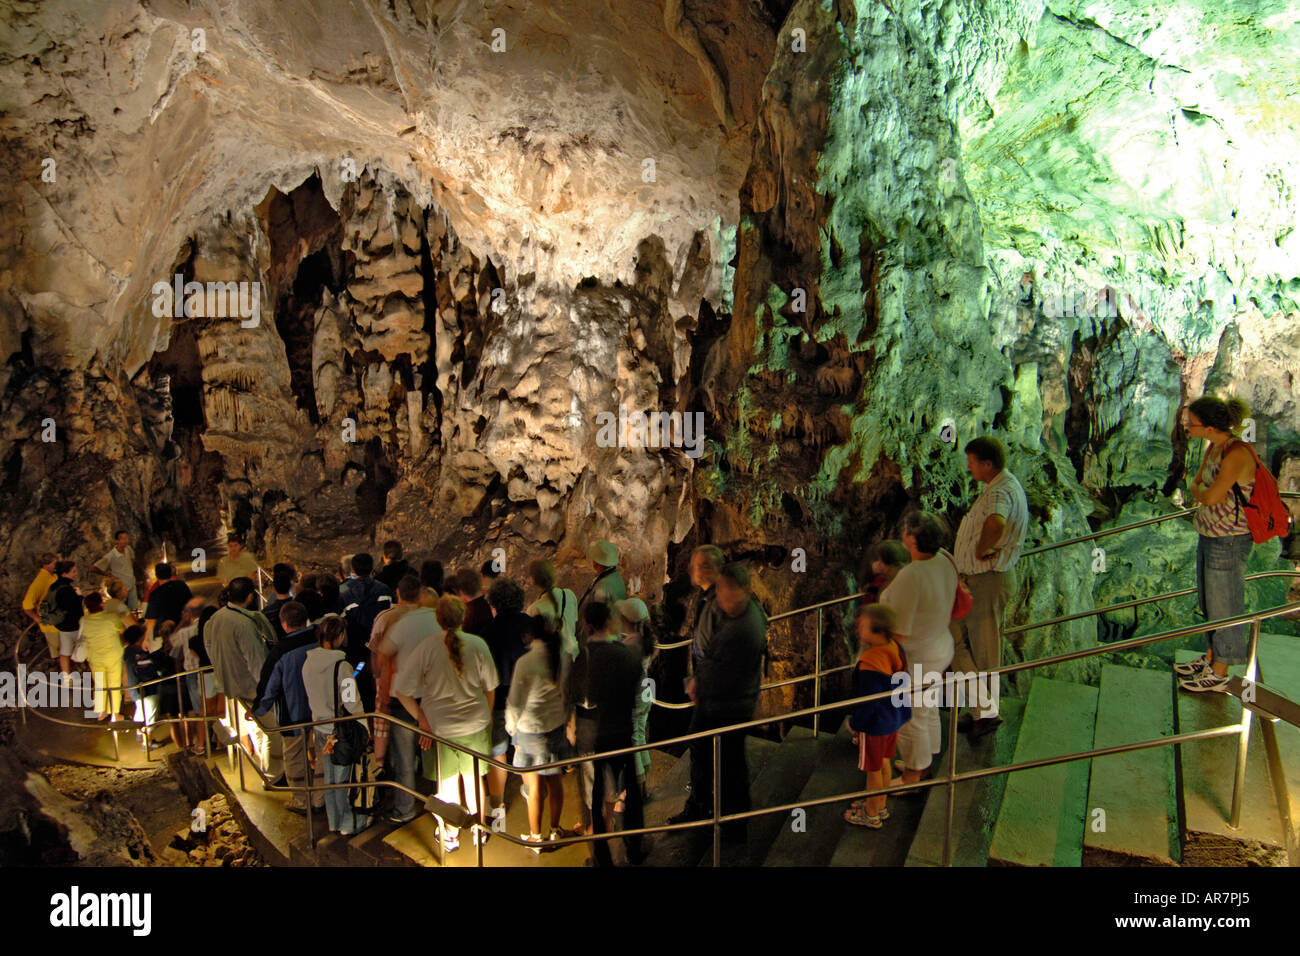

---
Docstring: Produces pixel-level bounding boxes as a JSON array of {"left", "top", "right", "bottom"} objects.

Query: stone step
[
  {"left": 1083, "top": 664, "right": 1178, "bottom": 866},
  {"left": 1175, "top": 633, "right": 1299, "bottom": 866},
  {"left": 346, "top": 816, "right": 416, "bottom": 866},
  {"left": 902, "top": 698, "right": 1026, "bottom": 868},
  {"left": 696, "top": 725, "right": 820, "bottom": 867},
  {"left": 761, "top": 722, "right": 862, "bottom": 867},
  {"left": 988, "top": 678, "right": 1098, "bottom": 867},
  {"left": 1257, "top": 633, "right": 1300, "bottom": 860},
  {"left": 641, "top": 734, "right": 783, "bottom": 867}
]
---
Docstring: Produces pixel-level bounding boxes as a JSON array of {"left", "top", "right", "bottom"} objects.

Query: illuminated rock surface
[{"left": 1, "top": 0, "right": 1297, "bottom": 689}]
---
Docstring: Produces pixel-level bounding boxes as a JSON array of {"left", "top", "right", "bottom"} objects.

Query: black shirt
[
  {"left": 375, "top": 560, "right": 413, "bottom": 592},
  {"left": 261, "top": 595, "right": 292, "bottom": 641},
  {"left": 145, "top": 579, "right": 193, "bottom": 625},
  {"left": 695, "top": 598, "right": 768, "bottom": 711},
  {"left": 123, "top": 645, "right": 160, "bottom": 702},
  {"left": 481, "top": 611, "right": 531, "bottom": 708},
  {"left": 568, "top": 637, "right": 642, "bottom": 746},
  {"left": 48, "top": 577, "right": 83, "bottom": 631}
]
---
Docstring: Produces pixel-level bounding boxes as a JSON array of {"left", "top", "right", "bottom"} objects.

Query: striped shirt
[
  {"left": 1194, "top": 444, "right": 1254, "bottom": 536},
  {"left": 953, "top": 469, "right": 1029, "bottom": 575}
]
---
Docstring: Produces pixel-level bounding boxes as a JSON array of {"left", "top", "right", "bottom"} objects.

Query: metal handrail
[
  {"left": 1003, "top": 569, "right": 1300, "bottom": 636},
  {"left": 17, "top": 588, "right": 1299, "bottom": 865},
  {"left": 222, "top": 595, "right": 1299, "bottom": 865},
  {"left": 16, "top": 494, "right": 1300, "bottom": 866},
  {"left": 1020, "top": 490, "right": 1300, "bottom": 558}
]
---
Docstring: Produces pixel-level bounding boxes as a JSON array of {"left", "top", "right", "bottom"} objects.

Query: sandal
[
  {"left": 844, "top": 806, "right": 884, "bottom": 829},
  {"left": 848, "top": 801, "right": 889, "bottom": 819},
  {"left": 441, "top": 829, "right": 460, "bottom": 853}
]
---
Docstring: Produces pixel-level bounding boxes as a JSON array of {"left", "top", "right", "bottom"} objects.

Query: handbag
[
  {"left": 942, "top": 551, "right": 973, "bottom": 621},
  {"left": 329, "top": 659, "right": 369, "bottom": 767},
  {"left": 70, "top": 629, "right": 88, "bottom": 663}
]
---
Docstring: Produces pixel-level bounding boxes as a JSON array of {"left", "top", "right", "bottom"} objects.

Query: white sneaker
[
  {"left": 1179, "top": 671, "right": 1229, "bottom": 693},
  {"left": 1174, "top": 653, "right": 1210, "bottom": 676}
]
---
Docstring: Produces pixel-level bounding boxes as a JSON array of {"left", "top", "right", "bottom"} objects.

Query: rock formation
[{"left": 1, "top": 0, "right": 1297, "bottom": 707}]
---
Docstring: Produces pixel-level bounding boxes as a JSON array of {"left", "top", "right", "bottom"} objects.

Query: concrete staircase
[
  {"left": 1176, "top": 633, "right": 1300, "bottom": 866},
  {"left": 965, "top": 634, "right": 1299, "bottom": 869}
]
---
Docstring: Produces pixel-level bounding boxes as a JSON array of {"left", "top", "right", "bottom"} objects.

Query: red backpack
[{"left": 1229, "top": 441, "right": 1293, "bottom": 543}]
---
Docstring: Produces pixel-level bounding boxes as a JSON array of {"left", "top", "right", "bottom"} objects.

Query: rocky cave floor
[{"left": 35, "top": 757, "right": 264, "bottom": 867}]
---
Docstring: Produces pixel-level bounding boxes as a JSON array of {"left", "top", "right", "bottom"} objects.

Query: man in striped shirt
[{"left": 951, "top": 437, "right": 1028, "bottom": 738}]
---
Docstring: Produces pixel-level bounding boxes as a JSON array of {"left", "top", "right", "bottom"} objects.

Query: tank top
[{"left": 1194, "top": 442, "right": 1254, "bottom": 536}]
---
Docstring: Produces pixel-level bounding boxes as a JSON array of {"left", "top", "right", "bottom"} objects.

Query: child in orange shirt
[{"left": 844, "top": 604, "right": 911, "bottom": 828}]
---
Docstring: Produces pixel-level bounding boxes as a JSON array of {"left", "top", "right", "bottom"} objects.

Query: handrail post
[
  {"left": 942, "top": 677, "right": 959, "bottom": 866},
  {"left": 1229, "top": 618, "right": 1262, "bottom": 828},
  {"left": 474, "top": 754, "right": 484, "bottom": 868},
  {"left": 199, "top": 687, "right": 209, "bottom": 759},
  {"left": 175, "top": 674, "right": 184, "bottom": 751},
  {"left": 712, "top": 734, "right": 721, "bottom": 867},
  {"left": 234, "top": 703, "right": 246, "bottom": 792},
  {"left": 813, "top": 608, "right": 822, "bottom": 737}
]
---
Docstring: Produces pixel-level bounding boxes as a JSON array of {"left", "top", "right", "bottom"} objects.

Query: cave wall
[{"left": 1, "top": 0, "right": 1297, "bottom": 678}]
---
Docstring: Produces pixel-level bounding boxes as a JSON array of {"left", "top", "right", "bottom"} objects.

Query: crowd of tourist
[{"left": 18, "top": 392, "right": 1273, "bottom": 856}]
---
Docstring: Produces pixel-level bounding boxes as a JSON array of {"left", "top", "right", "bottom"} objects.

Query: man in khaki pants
[{"left": 951, "top": 437, "right": 1028, "bottom": 740}]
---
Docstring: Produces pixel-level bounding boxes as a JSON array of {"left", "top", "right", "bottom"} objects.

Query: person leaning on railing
[
  {"left": 1177, "top": 395, "right": 1257, "bottom": 694},
  {"left": 206, "top": 576, "right": 284, "bottom": 782}
]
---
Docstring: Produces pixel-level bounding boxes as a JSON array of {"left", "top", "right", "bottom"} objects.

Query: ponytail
[
  {"left": 444, "top": 630, "right": 465, "bottom": 675},
  {"left": 435, "top": 595, "right": 467, "bottom": 676},
  {"left": 1189, "top": 395, "right": 1251, "bottom": 435},
  {"left": 531, "top": 614, "right": 563, "bottom": 682}
]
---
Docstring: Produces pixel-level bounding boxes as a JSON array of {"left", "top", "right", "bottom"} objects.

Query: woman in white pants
[{"left": 881, "top": 511, "right": 958, "bottom": 787}]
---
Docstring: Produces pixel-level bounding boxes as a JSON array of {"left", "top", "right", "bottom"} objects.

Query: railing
[
  {"left": 13, "top": 495, "right": 1299, "bottom": 866},
  {"left": 1021, "top": 491, "right": 1299, "bottom": 558},
  {"left": 21, "top": 580, "right": 1297, "bottom": 867},
  {"left": 210, "top": 593, "right": 1297, "bottom": 866}
]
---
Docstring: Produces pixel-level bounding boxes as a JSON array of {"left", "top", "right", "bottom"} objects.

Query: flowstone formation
[{"left": 1, "top": 0, "right": 1298, "bottom": 707}]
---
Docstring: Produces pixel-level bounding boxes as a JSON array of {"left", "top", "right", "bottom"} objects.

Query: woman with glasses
[{"left": 1177, "top": 396, "right": 1256, "bottom": 693}]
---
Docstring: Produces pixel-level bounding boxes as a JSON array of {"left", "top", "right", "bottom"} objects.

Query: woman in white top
[
  {"left": 301, "top": 615, "right": 369, "bottom": 836},
  {"left": 506, "top": 613, "right": 572, "bottom": 847},
  {"left": 881, "top": 511, "right": 958, "bottom": 786},
  {"left": 394, "top": 595, "right": 499, "bottom": 853}
]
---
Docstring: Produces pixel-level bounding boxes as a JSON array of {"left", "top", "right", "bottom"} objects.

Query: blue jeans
[
  {"left": 388, "top": 715, "right": 419, "bottom": 819},
  {"left": 316, "top": 729, "right": 359, "bottom": 833},
  {"left": 1196, "top": 533, "right": 1253, "bottom": 666}
]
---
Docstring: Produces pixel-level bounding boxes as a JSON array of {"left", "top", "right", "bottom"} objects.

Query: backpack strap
[
  {"left": 332, "top": 658, "right": 345, "bottom": 720},
  {"left": 1226, "top": 440, "right": 1262, "bottom": 521}
]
